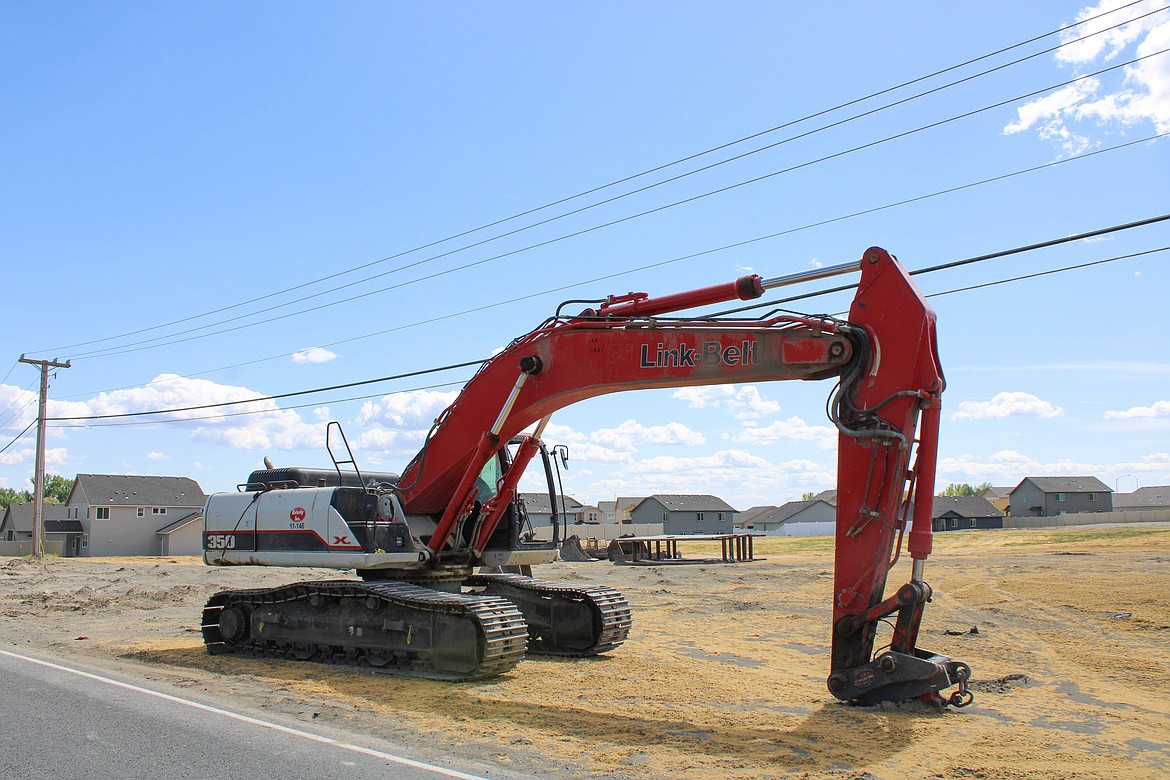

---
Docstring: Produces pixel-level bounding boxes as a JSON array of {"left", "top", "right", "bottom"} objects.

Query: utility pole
[{"left": 18, "top": 355, "right": 71, "bottom": 560}]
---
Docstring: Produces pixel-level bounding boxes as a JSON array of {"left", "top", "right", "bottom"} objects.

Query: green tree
[
  {"left": 0, "top": 474, "right": 73, "bottom": 509},
  {"left": 0, "top": 486, "right": 33, "bottom": 510},
  {"left": 35, "top": 474, "right": 74, "bottom": 504},
  {"left": 938, "top": 482, "right": 992, "bottom": 497},
  {"left": 801, "top": 491, "right": 816, "bottom": 501}
]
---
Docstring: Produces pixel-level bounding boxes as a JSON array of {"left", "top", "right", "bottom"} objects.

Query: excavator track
[
  {"left": 201, "top": 580, "right": 528, "bottom": 681},
  {"left": 466, "top": 573, "right": 632, "bottom": 657}
]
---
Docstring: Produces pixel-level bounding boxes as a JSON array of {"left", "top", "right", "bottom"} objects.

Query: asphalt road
[{"left": 0, "top": 647, "right": 528, "bottom": 780}]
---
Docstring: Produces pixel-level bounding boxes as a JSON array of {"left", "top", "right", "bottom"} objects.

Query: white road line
[{"left": 0, "top": 647, "right": 491, "bottom": 780}]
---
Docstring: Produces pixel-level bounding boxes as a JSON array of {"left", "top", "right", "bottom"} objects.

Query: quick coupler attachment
[{"left": 827, "top": 648, "right": 973, "bottom": 707}]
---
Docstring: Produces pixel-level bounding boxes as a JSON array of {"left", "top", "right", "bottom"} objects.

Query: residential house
[
  {"left": 978, "top": 486, "right": 1013, "bottom": 515},
  {"left": 597, "top": 497, "right": 644, "bottom": 524},
  {"left": 931, "top": 496, "right": 1004, "bottom": 532},
  {"left": 628, "top": 495, "right": 736, "bottom": 534},
  {"left": 734, "top": 505, "right": 776, "bottom": 532},
  {"left": 1114, "top": 486, "right": 1170, "bottom": 512},
  {"left": 519, "top": 493, "right": 583, "bottom": 534},
  {"left": 0, "top": 503, "right": 85, "bottom": 556},
  {"left": 66, "top": 474, "right": 207, "bottom": 556},
  {"left": 1008, "top": 477, "right": 1112, "bottom": 517},
  {"left": 749, "top": 499, "right": 836, "bottom": 536}
]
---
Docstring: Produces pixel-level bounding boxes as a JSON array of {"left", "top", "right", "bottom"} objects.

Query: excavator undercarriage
[{"left": 202, "top": 575, "right": 631, "bottom": 680}]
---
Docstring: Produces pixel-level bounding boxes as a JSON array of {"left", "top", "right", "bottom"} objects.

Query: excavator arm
[{"left": 397, "top": 246, "right": 971, "bottom": 706}]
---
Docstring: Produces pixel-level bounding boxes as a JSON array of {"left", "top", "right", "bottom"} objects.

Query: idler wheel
[{"left": 218, "top": 605, "right": 250, "bottom": 641}]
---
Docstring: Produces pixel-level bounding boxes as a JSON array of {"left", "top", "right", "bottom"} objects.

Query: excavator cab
[{"left": 473, "top": 437, "right": 563, "bottom": 568}]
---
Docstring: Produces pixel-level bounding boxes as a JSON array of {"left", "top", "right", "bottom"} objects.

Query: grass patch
[{"left": 1004, "top": 526, "right": 1170, "bottom": 547}]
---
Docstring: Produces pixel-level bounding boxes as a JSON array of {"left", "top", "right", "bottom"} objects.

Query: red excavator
[{"left": 201, "top": 246, "right": 972, "bottom": 706}]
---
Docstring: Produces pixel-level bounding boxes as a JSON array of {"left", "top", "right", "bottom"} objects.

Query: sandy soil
[{"left": 2, "top": 526, "right": 1168, "bottom": 779}]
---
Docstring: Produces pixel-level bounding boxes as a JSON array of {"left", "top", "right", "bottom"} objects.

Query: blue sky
[{"left": 2, "top": 1, "right": 1168, "bottom": 510}]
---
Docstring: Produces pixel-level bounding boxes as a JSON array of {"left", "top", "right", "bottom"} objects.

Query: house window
[
  {"left": 81, "top": 534, "right": 88, "bottom": 548},
  {"left": 949, "top": 518, "right": 958, "bottom": 529},
  {"left": 663, "top": 512, "right": 668, "bottom": 522},
  {"left": 697, "top": 512, "right": 705, "bottom": 523},
  {"left": 137, "top": 508, "right": 145, "bottom": 517},
  {"left": 4, "top": 530, "right": 12, "bottom": 542},
  {"left": 152, "top": 507, "right": 167, "bottom": 515},
  {"left": 96, "top": 507, "right": 110, "bottom": 520},
  {"left": 1054, "top": 493, "right": 1066, "bottom": 502},
  {"left": 606, "top": 513, "right": 615, "bottom": 521},
  {"left": 1089, "top": 493, "right": 1098, "bottom": 502},
  {"left": 970, "top": 518, "right": 977, "bottom": 528}
]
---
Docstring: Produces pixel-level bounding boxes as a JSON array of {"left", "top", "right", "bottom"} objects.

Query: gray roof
[
  {"left": 71, "top": 474, "right": 206, "bottom": 507},
  {"left": 1013, "top": 476, "right": 1111, "bottom": 495},
  {"left": 979, "top": 486, "right": 1013, "bottom": 500},
  {"left": 931, "top": 496, "right": 1003, "bottom": 520},
  {"left": 1, "top": 503, "right": 70, "bottom": 533},
  {"left": 813, "top": 489, "right": 837, "bottom": 505},
  {"left": 736, "top": 505, "right": 777, "bottom": 523},
  {"left": 640, "top": 494, "right": 738, "bottom": 513},
  {"left": 1114, "top": 486, "right": 1170, "bottom": 509},
  {"left": 519, "top": 493, "right": 582, "bottom": 514},
  {"left": 755, "top": 500, "right": 833, "bottom": 525}
]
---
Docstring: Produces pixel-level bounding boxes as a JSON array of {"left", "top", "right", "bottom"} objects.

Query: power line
[
  {"left": 45, "top": 244, "right": 1167, "bottom": 430},
  {"left": 34, "top": 1, "right": 1161, "bottom": 357},
  {"left": 48, "top": 380, "right": 466, "bottom": 430},
  {"left": 45, "top": 215, "right": 1170, "bottom": 424},
  {"left": 716, "top": 213, "right": 1170, "bottom": 316},
  {"left": 0, "top": 420, "right": 36, "bottom": 457},
  {"left": 47, "top": 360, "right": 488, "bottom": 423},
  {"left": 52, "top": 130, "right": 1170, "bottom": 402},
  {"left": 0, "top": 379, "right": 41, "bottom": 434},
  {"left": 62, "top": 46, "right": 1170, "bottom": 363},
  {"left": 925, "top": 246, "right": 1169, "bottom": 299}
]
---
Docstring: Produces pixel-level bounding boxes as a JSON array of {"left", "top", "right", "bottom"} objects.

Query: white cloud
[
  {"left": 671, "top": 384, "right": 781, "bottom": 420},
  {"left": 351, "top": 389, "right": 461, "bottom": 460},
  {"left": 356, "top": 428, "right": 400, "bottom": 450},
  {"left": 291, "top": 347, "right": 338, "bottom": 364},
  {"left": 1005, "top": 2, "right": 1170, "bottom": 150},
  {"left": 192, "top": 408, "right": 327, "bottom": 451},
  {"left": 0, "top": 447, "right": 33, "bottom": 466},
  {"left": 731, "top": 416, "right": 837, "bottom": 449},
  {"left": 146, "top": 451, "right": 169, "bottom": 460},
  {"left": 590, "top": 419, "right": 705, "bottom": 450},
  {"left": 40, "top": 374, "right": 327, "bottom": 453},
  {"left": 0, "top": 384, "right": 39, "bottom": 434},
  {"left": 313, "top": 406, "right": 332, "bottom": 421},
  {"left": 672, "top": 386, "right": 736, "bottom": 408},
  {"left": 951, "top": 392, "right": 1065, "bottom": 420},
  {"left": 555, "top": 441, "right": 633, "bottom": 464},
  {"left": 54, "top": 374, "right": 275, "bottom": 422},
  {"left": 356, "top": 389, "right": 459, "bottom": 428},
  {"left": 1104, "top": 399, "right": 1170, "bottom": 418}
]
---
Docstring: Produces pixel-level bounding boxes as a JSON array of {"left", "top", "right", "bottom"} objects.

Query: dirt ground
[{"left": 2, "top": 525, "right": 1168, "bottom": 779}]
